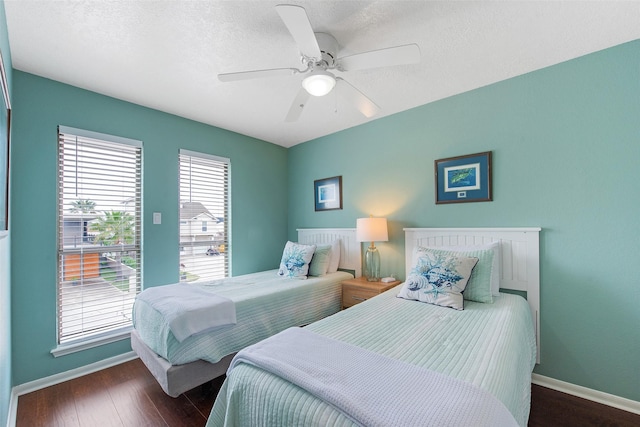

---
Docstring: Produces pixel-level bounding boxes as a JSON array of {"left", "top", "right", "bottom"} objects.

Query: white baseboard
[
  {"left": 532, "top": 373, "right": 640, "bottom": 415},
  {"left": 6, "top": 351, "right": 138, "bottom": 427},
  {"left": 6, "top": 389, "right": 17, "bottom": 427}
]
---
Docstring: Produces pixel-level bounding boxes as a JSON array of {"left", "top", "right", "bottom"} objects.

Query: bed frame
[
  {"left": 131, "top": 228, "right": 361, "bottom": 397},
  {"left": 404, "top": 227, "right": 541, "bottom": 363}
]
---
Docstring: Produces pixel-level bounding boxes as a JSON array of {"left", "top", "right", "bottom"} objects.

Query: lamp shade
[
  {"left": 356, "top": 217, "right": 388, "bottom": 243},
  {"left": 302, "top": 69, "right": 336, "bottom": 97}
]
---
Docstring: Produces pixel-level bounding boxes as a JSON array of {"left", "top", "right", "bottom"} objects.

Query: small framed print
[
  {"left": 435, "top": 151, "right": 492, "bottom": 204},
  {"left": 314, "top": 176, "right": 343, "bottom": 211}
]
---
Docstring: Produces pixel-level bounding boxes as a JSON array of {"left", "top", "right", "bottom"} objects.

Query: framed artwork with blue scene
[
  {"left": 314, "top": 176, "right": 342, "bottom": 211},
  {"left": 435, "top": 151, "right": 492, "bottom": 204}
]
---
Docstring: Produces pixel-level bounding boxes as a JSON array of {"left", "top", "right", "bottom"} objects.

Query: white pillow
[
  {"left": 424, "top": 241, "right": 501, "bottom": 296},
  {"left": 326, "top": 239, "right": 341, "bottom": 273},
  {"left": 398, "top": 250, "right": 479, "bottom": 310},
  {"left": 277, "top": 241, "right": 316, "bottom": 279}
]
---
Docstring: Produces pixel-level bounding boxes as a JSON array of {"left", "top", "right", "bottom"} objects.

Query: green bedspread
[
  {"left": 133, "top": 270, "right": 352, "bottom": 365},
  {"left": 208, "top": 288, "right": 536, "bottom": 427}
]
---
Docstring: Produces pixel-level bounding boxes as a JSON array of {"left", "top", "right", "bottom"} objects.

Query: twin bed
[
  {"left": 131, "top": 228, "right": 361, "bottom": 397},
  {"left": 132, "top": 226, "right": 541, "bottom": 426},
  {"left": 206, "top": 227, "right": 541, "bottom": 427}
]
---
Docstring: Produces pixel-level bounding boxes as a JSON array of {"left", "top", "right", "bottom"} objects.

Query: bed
[
  {"left": 131, "top": 228, "right": 361, "bottom": 397},
  {"left": 207, "top": 227, "right": 541, "bottom": 427}
]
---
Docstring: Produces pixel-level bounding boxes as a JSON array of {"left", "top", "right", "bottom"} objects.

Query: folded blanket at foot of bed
[
  {"left": 225, "top": 327, "right": 518, "bottom": 427},
  {"left": 136, "top": 283, "right": 236, "bottom": 342}
]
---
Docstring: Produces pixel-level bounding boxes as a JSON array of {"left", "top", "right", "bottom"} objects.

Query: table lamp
[{"left": 356, "top": 216, "right": 389, "bottom": 281}]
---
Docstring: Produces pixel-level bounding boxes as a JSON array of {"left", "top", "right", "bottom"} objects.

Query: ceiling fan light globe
[{"left": 302, "top": 70, "right": 336, "bottom": 96}]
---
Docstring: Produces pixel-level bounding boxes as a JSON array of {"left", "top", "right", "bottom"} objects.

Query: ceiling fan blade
[
  {"left": 336, "top": 78, "right": 380, "bottom": 118},
  {"left": 285, "top": 86, "right": 311, "bottom": 122},
  {"left": 218, "top": 67, "right": 297, "bottom": 82},
  {"left": 338, "top": 44, "right": 421, "bottom": 71},
  {"left": 275, "top": 4, "right": 321, "bottom": 59}
]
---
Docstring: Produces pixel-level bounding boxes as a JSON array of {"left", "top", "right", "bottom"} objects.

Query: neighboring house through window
[
  {"left": 56, "top": 126, "right": 142, "bottom": 352},
  {"left": 179, "top": 150, "right": 230, "bottom": 282}
]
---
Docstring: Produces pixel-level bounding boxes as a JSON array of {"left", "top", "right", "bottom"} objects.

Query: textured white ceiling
[{"left": 5, "top": 1, "right": 640, "bottom": 147}]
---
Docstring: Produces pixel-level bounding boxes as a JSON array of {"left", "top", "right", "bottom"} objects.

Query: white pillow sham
[
  {"left": 277, "top": 241, "right": 316, "bottom": 279},
  {"left": 326, "top": 239, "right": 341, "bottom": 273},
  {"left": 398, "top": 249, "right": 479, "bottom": 310}
]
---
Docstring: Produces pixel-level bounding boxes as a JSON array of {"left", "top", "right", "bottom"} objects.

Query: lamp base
[{"left": 364, "top": 245, "right": 381, "bottom": 282}]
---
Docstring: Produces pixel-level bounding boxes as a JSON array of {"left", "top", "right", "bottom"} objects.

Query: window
[
  {"left": 57, "top": 126, "right": 142, "bottom": 347},
  {"left": 179, "top": 150, "right": 230, "bottom": 282}
]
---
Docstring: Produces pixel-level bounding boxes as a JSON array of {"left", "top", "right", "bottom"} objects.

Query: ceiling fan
[{"left": 218, "top": 4, "right": 421, "bottom": 122}]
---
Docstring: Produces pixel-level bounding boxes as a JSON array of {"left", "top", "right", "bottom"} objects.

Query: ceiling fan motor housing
[{"left": 312, "top": 32, "right": 338, "bottom": 68}]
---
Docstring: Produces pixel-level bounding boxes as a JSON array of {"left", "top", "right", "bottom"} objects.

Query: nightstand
[{"left": 341, "top": 276, "right": 402, "bottom": 309}]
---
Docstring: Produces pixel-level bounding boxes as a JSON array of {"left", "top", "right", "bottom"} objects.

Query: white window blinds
[
  {"left": 57, "top": 126, "right": 142, "bottom": 344},
  {"left": 179, "top": 150, "right": 230, "bottom": 282}
]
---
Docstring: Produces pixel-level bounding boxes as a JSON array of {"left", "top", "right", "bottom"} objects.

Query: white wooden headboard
[
  {"left": 297, "top": 228, "right": 361, "bottom": 278},
  {"left": 404, "top": 227, "right": 541, "bottom": 363}
]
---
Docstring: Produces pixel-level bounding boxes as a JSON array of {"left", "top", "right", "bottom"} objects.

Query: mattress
[
  {"left": 133, "top": 269, "right": 352, "bottom": 365},
  {"left": 208, "top": 287, "right": 537, "bottom": 427}
]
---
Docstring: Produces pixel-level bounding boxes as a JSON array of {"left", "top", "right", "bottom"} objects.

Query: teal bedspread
[
  {"left": 208, "top": 289, "right": 537, "bottom": 427},
  {"left": 132, "top": 270, "right": 351, "bottom": 365}
]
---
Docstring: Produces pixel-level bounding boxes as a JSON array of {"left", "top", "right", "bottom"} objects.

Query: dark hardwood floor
[
  {"left": 16, "top": 358, "right": 640, "bottom": 426},
  {"left": 16, "top": 359, "right": 223, "bottom": 427}
]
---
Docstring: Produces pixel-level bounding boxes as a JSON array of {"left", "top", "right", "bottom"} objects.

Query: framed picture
[
  {"left": 314, "top": 176, "right": 343, "bottom": 211},
  {"left": 0, "top": 48, "right": 11, "bottom": 232},
  {"left": 435, "top": 151, "right": 492, "bottom": 204}
]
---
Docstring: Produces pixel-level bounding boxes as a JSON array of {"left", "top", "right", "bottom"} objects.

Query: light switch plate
[{"left": 153, "top": 212, "right": 161, "bottom": 225}]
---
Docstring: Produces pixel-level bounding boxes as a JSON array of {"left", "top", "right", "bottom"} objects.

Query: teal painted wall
[
  {"left": 0, "top": 1, "right": 12, "bottom": 424},
  {"left": 289, "top": 41, "right": 640, "bottom": 401},
  {"left": 3, "top": 1, "right": 638, "bottom": 411},
  {"left": 9, "top": 71, "right": 288, "bottom": 385}
]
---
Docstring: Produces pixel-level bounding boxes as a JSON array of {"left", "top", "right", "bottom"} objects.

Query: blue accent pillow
[
  {"left": 277, "top": 241, "right": 316, "bottom": 279},
  {"left": 397, "top": 249, "right": 479, "bottom": 310},
  {"left": 429, "top": 242, "right": 501, "bottom": 296},
  {"left": 308, "top": 244, "right": 332, "bottom": 277}
]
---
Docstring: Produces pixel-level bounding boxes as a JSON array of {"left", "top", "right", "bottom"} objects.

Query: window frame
[
  {"left": 53, "top": 126, "right": 142, "bottom": 355},
  {"left": 179, "top": 149, "right": 231, "bottom": 282}
]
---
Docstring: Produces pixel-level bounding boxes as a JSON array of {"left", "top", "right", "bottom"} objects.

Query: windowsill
[{"left": 51, "top": 327, "right": 133, "bottom": 357}]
